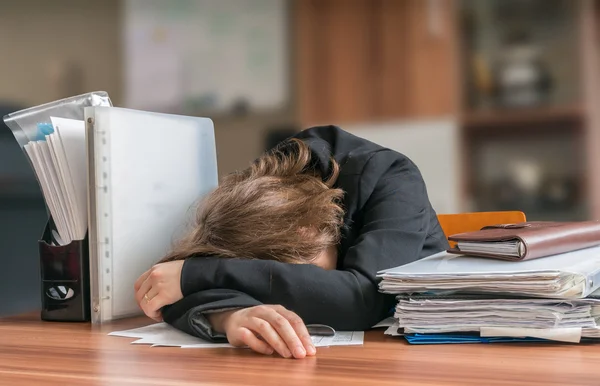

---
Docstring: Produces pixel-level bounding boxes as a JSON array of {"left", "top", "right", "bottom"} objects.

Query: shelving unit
[
  {"left": 293, "top": 0, "right": 600, "bottom": 220},
  {"left": 461, "top": 104, "right": 584, "bottom": 130},
  {"left": 456, "top": 0, "right": 598, "bottom": 221}
]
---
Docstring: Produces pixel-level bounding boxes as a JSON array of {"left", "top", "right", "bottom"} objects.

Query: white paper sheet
[
  {"left": 384, "top": 322, "right": 402, "bottom": 336},
  {"left": 395, "top": 295, "right": 599, "bottom": 334},
  {"left": 372, "top": 317, "right": 396, "bottom": 329},
  {"left": 480, "top": 327, "right": 582, "bottom": 343},
  {"left": 24, "top": 142, "right": 63, "bottom": 242},
  {"left": 38, "top": 140, "right": 75, "bottom": 241},
  {"left": 20, "top": 117, "right": 87, "bottom": 245},
  {"left": 50, "top": 117, "right": 87, "bottom": 240},
  {"left": 110, "top": 323, "right": 364, "bottom": 348},
  {"left": 378, "top": 249, "right": 600, "bottom": 299},
  {"left": 310, "top": 331, "right": 365, "bottom": 347},
  {"left": 24, "top": 141, "right": 72, "bottom": 245}
]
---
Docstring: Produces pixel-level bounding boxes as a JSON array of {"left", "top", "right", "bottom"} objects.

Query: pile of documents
[
  {"left": 395, "top": 293, "right": 600, "bottom": 343},
  {"left": 22, "top": 118, "right": 87, "bottom": 245},
  {"left": 378, "top": 246, "right": 600, "bottom": 344},
  {"left": 3, "top": 92, "right": 112, "bottom": 246},
  {"left": 109, "top": 322, "right": 365, "bottom": 348}
]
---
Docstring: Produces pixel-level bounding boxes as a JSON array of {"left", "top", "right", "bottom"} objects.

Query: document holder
[{"left": 39, "top": 218, "right": 90, "bottom": 322}]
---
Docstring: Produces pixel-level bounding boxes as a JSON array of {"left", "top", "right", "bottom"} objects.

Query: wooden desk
[{"left": 0, "top": 314, "right": 598, "bottom": 386}]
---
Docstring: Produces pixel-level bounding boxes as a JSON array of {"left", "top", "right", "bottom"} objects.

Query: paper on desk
[
  {"left": 583, "top": 327, "right": 600, "bottom": 338},
  {"left": 384, "top": 322, "right": 403, "bottom": 336},
  {"left": 378, "top": 249, "right": 600, "bottom": 299},
  {"left": 310, "top": 331, "right": 364, "bottom": 347},
  {"left": 110, "top": 323, "right": 231, "bottom": 348},
  {"left": 110, "top": 323, "right": 364, "bottom": 348},
  {"left": 372, "top": 317, "right": 396, "bottom": 328},
  {"left": 480, "top": 326, "right": 582, "bottom": 343}
]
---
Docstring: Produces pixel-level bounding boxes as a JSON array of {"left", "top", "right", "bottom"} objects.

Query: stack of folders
[{"left": 378, "top": 221, "right": 600, "bottom": 344}]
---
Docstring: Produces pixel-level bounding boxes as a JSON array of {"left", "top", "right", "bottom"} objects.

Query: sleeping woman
[{"left": 133, "top": 125, "right": 449, "bottom": 359}]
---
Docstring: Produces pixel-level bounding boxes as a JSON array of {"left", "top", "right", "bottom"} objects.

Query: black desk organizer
[{"left": 39, "top": 218, "right": 90, "bottom": 322}]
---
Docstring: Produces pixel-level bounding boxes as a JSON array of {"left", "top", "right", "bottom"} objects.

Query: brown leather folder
[{"left": 447, "top": 221, "right": 600, "bottom": 261}]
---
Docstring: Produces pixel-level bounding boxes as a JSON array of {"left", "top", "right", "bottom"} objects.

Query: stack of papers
[
  {"left": 455, "top": 240, "right": 524, "bottom": 257},
  {"left": 379, "top": 248, "right": 600, "bottom": 299},
  {"left": 392, "top": 294, "right": 600, "bottom": 343},
  {"left": 109, "top": 323, "right": 364, "bottom": 348},
  {"left": 378, "top": 249, "right": 600, "bottom": 344},
  {"left": 23, "top": 117, "right": 87, "bottom": 245}
]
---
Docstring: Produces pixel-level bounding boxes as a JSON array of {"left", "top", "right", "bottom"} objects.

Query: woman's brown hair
[{"left": 159, "top": 138, "right": 344, "bottom": 264}]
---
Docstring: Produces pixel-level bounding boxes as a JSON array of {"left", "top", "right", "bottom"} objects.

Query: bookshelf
[
  {"left": 461, "top": 104, "right": 584, "bottom": 130},
  {"left": 456, "top": 0, "right": 599, "bottom": 221},
  {"left": 292, "top": 0, "right": 600, "bottom": 220}
]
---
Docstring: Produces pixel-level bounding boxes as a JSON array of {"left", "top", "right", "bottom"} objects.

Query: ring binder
[
  {"left": 39, "top": 218, "right": 90, "bottom": 322},
  {"left": 85, "top": 106, "right": 218, "bottom": 323}
]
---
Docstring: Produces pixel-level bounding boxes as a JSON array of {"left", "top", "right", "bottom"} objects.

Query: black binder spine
[{"left": 39, "top": 219, "right": 90, "bottom": 322}]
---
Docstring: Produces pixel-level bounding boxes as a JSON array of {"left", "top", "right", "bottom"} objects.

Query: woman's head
[{"left": 160, "top": 138, "right": 344, "bottom": 266}]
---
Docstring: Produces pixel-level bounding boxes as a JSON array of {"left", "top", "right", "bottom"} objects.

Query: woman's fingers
[
  {"left": 274, "top": 307, "right": 316, "bottom": 356},
  {"left": 145, "top": 285, "right": 160, "bottom": 302},
  {"left": 140, "top": 286, "right": 163, "bottom": 321},
  {"left": 236, "top": 327, "right": 274, "bottom": 355},
  {"left": 134, "top": 269, "right": 151, "bottom": 292},
  {"left": 135, "top": 276, "right": 153, "bottom": 305},
  {"left": 254, "top": 307, "right": 306, "bottom": 359},
  {"left": 248, "top": 316, "right": 292, "bottom": 358},
  {"left": 220, "top": 305, "right": 315, "bottom": 359},
  {"left": 142, "top": 299, "right": 163, "bottom": 321}
]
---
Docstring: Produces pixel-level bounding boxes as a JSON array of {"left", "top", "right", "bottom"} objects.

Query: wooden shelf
[{"left": 461, "top": 104, "right": 585, "bottom": 129}]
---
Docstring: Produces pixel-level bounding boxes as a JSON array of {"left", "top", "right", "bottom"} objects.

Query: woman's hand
[
  {"left": 134, "top": 261, "right": 185, "bottom": 321},
  {"left": 208, "top": 305, "right": 316, "bottom": 359}
]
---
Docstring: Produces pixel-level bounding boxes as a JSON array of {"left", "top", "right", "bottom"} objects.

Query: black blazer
[{"left": 162, "top": 126, "right": 449, "bottom": 341}]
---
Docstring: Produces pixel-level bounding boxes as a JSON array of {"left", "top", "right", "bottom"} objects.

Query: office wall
[
  {"left": 345, "top": 119, "right": 462, "bottom": 215},
  {"left": 0, "top": 0, "right": 292, "bottom": 177},
  {"left": 0, "top": 0, "right": 123, "bottom": 106}
]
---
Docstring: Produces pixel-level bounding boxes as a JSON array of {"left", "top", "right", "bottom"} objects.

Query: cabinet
[{"left": 294, "top": 0, "right": 458, "bottom": 126}]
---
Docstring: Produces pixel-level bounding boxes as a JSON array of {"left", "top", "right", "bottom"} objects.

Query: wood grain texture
[
  {"left": 580, "top": 0, "right": 600, "bottom": 220},
  {"left": 398, "top": 0, "right": 459, "bottom": 118},
  {"left": 295, "top": 0, "right": 374, "bottom": 126},
  {"left": 294, "top": 0, "right": 458, "bottom": 126},
  {"left": 1, "top": 314, "right": 599, "bottom": 386}
]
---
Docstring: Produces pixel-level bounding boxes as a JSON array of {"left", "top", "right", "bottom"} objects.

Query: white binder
[{"left": 85, "top": 107, "right": 218, "bottom": 323}]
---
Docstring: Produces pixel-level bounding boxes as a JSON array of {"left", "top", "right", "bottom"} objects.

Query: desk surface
[{"left": 0, "top": 314, "right": 598, "bottom": 386}]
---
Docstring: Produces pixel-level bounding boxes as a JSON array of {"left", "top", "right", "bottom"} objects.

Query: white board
[{"left": 122, "top": 0, "right": 289, "bottom": 114}]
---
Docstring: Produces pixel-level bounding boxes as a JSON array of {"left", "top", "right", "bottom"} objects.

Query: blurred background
[{"left": 1, "top": 0, "right": 599, "bottom": 315}]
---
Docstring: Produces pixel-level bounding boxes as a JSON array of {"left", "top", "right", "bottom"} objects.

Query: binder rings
[{"left": 85, "top": 107, "right": 218, "bottom": 323}]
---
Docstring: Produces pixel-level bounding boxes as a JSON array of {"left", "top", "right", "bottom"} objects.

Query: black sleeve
[
  {"left": 161, "top": 289, "right": 262, "bottom": 342},
  {"left": 179, "top": 151, "right": 440, "bottom": 331}
]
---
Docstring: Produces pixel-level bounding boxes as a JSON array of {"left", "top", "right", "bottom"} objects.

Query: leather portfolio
[{"left": 447, "top": 221, "right": 600, "bottom": 261}]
